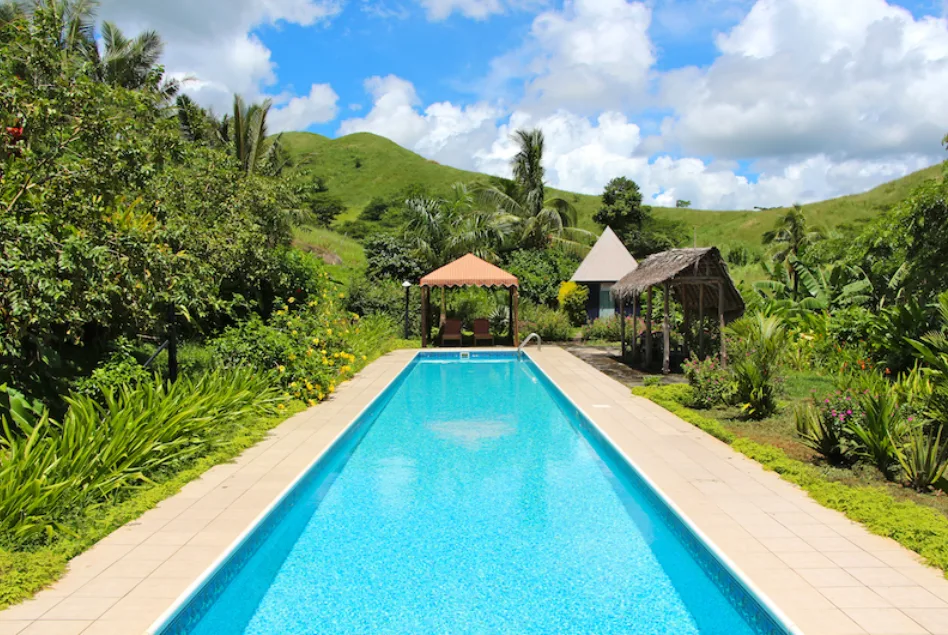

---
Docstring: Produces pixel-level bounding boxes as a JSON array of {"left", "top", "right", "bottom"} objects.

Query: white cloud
[
  {"left": 488, "top": 0, "right": 655, "bottom": 114},
  {"left": 416, "top": 0, "right": 542, "bottom": 21},
  {"left": 269, "top": 84, "right": 340, "bottom": 132},
  {"left": 97, "top": 0, "right": 341, "bottom": 115},
  {"left": 339, "top": 75, "right": 502, "bottom": 166},
  {"left": 662, "top": 0, "right": 948, "bottom": 161}
]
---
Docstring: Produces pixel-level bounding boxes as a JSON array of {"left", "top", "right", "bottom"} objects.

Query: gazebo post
[
  {"left": 421, "top": 286, "right": 430, "bottom": 348},
  {"left": 682, "top": 285, "right": 691, "bottom": 360},
  {"left": 511, "top": 287, "right": 520, "bottom": 347},
  {"left": 632, "top": 293, "right": 639, "bottom": 363},
  {"left": 718, "top": 280, "right": 728, "bottom": 367},
  {"left": 662, "top": 281, "right": 671, "bottom": 375},
  {"left": 645, "top": 287, "right": 653, "bottom": 368},
  {"left": 619, "top": 296, "right": 626, "bottom": 359},
  {"left": 699, "top": 284, "right": 705, "bottom": 356}
]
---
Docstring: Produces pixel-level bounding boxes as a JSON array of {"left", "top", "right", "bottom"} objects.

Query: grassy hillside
[{"left": 283, "top": 131, "right": 943, "bottom": 252}]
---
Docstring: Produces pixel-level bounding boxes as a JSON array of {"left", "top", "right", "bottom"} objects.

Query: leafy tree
[
  {"left": 762, "top": 204, "right": 824, "bottom": 298},
  {"left": 476, "top": 129, "right": 592, "bottom": 253},
  {"left": 94, "top": 21, "right": 178, "bottom": 97},
  {"left": 304, "top": 193, "right": 345, "bottom": 227},
  {"left": 503, "top": 249, "right": 580, "bottom": 306},
  {"left": 364, "top": 234, "right": 426, "bottom": 282},
  {"left": 594, "top": 177, "right": 682, "bottom": 257},
  {"left": 360, "top": 197, "right": 391, "bottom": 222},
  {"left": 676, "top": 199, "right": 692, "bottom": 208}
]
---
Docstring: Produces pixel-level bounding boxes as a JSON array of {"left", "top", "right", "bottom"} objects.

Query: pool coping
[
  {"left": 146, "top": 354, "right": 423, "bottom": 634},
  {"left": 525, "top": 351, "right": 801, "bottom": 634}
]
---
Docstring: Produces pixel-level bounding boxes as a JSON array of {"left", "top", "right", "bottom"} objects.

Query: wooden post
[
  {"left": 698, "top": 284, "right": 705, "bottom": 356},
  {"left": 619, "top": 296, "right": 626, "bottom": 359},
  {"left": 718, "top": 281, "right": 728, "bottom": 366},
  {"left": 421, "top": 286, "right": 430, "bottom": 348},
  {"left": 512, "top": 287, "right": 520, "bottom": 347},
  {"left": 682, "top": 290, "right": 691, "bottom": 360},
  {"left": 662, "top": 282, "right": 671, "bottom": 375},
  {"left": 645, "top": 287, "right": 653, "bottom": 368},
  {"left": 440, "top": 287, "right": 446, "bottom": 328},
  {"left": 632, "top": 293, "right": 639, "bottom": 363}
]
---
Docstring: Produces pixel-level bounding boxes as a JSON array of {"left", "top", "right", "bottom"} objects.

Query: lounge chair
[
  {"left": 440, "top": 319, "right": 463, "bottom": 346},
  {"left": 473, "top": 319, "right": 493, "bottom": 346}
]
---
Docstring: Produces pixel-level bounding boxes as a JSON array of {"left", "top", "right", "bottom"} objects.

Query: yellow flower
[
  {"left": 326, "top": 328, "right": 333, "bottom": 336},
  {"left": 277, "top": 403, "right": 286, "bottom": 411},
  {"left": 362, "top": 355, "right": 367, "bottom": 361},
  {"left": 289, "top": 382, "right": 298, "bottom": 388},
  {"left": 338, "top": 292, "right": 345, "bottom": 299},
  {"left": 287, "top": 297, "right": 296, "bottom": 303},
  {"left": 288, "top": 353, "right": 296, "bottom": 361},
  {"left": 317, "top": 392, "right": 324, "bottom": 400},
  {"left": 292, "top": 330, "right": 298, "bottom": 335},
  {"left": 312, "top": 338, "right": 320, "bottom": 345},
  {"left": 307, "top": 348, "right": 314, "bottom": 356},
  {"left": 277, "top": 365, "right": 286, "bottom": 373},
  {"left": 307, "top": 399, "right": 316, "bottom": 407},
  {"left": 328, "top": 383, "right": 335, "bottom": 393}
]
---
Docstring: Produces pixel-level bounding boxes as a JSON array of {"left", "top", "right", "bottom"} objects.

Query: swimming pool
[{"left": 154, "top": 351, "right": 793, "bottom": 634}]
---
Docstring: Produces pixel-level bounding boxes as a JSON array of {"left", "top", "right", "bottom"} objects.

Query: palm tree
[
  {"left": 403, "top": 183, "right": 512, "bottom": 270},
  {"left": 96, "top": 21, "right": 178, "bottom": 97},
  {"left": 228, "top": 95, "right": 288, "bottom": 176},
  {"left": 762, "top": 204, "right": 823, "bottom": 299},
  {"left": 476, "top": 128, "right": 592, "bottom": 254},
  {"left": 175, "top": 94, "right": 227, "bottom": 146}
]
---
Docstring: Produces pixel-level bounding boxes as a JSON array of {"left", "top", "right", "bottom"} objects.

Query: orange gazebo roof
[{"left": 419, "top": 253, "right": 518, "bottom": 288}]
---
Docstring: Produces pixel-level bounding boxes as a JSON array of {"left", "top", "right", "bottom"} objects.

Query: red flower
[{"left": 6, "top": 127, "right": 23, "bottom": 141}]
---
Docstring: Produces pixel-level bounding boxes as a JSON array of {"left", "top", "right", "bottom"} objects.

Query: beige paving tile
[
  {"left": 20, "top": 622, "right": 90, "bottom": 635},
  {"left": 71, "top": 577, "right": 141, "bottom": 599},
  {"left": 40, "top": 597, "right": 117, "bottom": 622},
  {"left": 904, "top": 609, "right": 948, "bottom": 635},
  {"left": 790, "top": 609, "right": 868, "bottom": 635},
  {"left": 848, "top": 567, "right": 918, "bottom": 588},
  {"left": 880, "top": 588, "right": 948, "bottom": 609},
  {"left": 845, "top": 608, "right": 929, "bottom": 634},
  {"left": 0, "top": 599, "right": 61, "bottom": 622},
  {"left": 122, "top": 577, "right": 193, "bottom": 601},
  {"left": 798, "top": 568, "right": 864, "bottom": 588},
  {"left": 821, "top": 586, "right": 892, "bottom": 609},
  {"left": 0, "top": 622, "right": 30, "bottom": 635}
]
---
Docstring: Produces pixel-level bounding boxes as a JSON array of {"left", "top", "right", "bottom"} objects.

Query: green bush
[
  {"left": 346, "top": 276, "right": 421, "bottom": 337},
  {"left": 519, "top": 304, "right": 572, "bottom": 341},
  {"left": 897, "top": 425, "right": 948, "bottom": 492},
  {"left": 212, "top": 296, "right": 368, "bottom": 405},
  {"left": 796, "top": 389, "right": 861, "bottom": 465},
  {"left": 682, "top": 356, "right": 732, "bottom": 409},
  {"left": 848, "top": 390, "right": 907, "bottom": 478},
  {"left": 558, "top": 281, "right": 588, "bottom": 327},
  {"left": 503, "top": 249, "right": 580, "bottom": 306},
  {"left": 581, "top": 315, "right": 632, "bottom": 342},
  {"left": 727, "top": 314, "right": 788, "bottom": 419},
  {"left": 364, "top": 234, "right": 426, "bottom": 283},
  {"left": 71, "top": 342, "right": 151, "bottom": 401},
  {"left": 0, "top": 371, "right": 282, "bottom": 545}
]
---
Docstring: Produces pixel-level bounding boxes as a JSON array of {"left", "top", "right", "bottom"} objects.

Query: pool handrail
[{"left": 518, "top": 332, "right": 541, "bottom": 358}]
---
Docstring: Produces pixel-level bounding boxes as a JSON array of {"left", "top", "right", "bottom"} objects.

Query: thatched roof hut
[
  {"left": 611, "top": 247, "right": 744, "bottom": 321},
  {"left": 610, "top": 247, "right": 744, "bottom": 373}
]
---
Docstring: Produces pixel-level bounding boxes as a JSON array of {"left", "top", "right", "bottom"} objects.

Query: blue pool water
[{"left": 162, "top": 354, "right": 786, "bottom": 634}]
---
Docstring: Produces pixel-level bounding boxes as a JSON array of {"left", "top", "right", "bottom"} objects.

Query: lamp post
[{"left": 402, "top": 281, "right": 411, "bottom": 339}]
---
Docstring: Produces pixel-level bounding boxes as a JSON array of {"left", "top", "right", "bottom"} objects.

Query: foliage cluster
[
  {"left": 518, "top": 304, "right": 573, "bottom": 342},
  {"left": 557, "top": 281, "right": 589, "bottom": 327},
  {"left": 581, "top": 314, "right": 632, "bottom": 342},
  {"left": 681, "top": 356, "right": 732, "bottom": 410}
]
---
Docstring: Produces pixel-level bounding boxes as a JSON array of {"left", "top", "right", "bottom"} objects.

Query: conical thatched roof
[
  {"left": 612, "top": 247, "right": 744, "bottom": 322},
  {"left": 571, "top": 227, "right": 638, "bottom": 283}
]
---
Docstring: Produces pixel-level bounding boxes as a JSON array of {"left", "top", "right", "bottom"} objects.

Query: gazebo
[
  {"left": 611, "top": 247, "right": 744, "bottom": 374},
  {"left": 419, "top": 254, "right": 520, "bottom": 348}
]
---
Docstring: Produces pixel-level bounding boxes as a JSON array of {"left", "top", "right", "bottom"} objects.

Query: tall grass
[{"left": 0, "top": 371, "right": 283, "bottom": 545}]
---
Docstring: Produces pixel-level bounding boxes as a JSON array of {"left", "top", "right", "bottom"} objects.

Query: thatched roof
[
  {"left": 612, "top": 247, "right": 745, "bottom": 322},
  {"left": 571, "top": 227, "right": 638, "bottom": 283}
]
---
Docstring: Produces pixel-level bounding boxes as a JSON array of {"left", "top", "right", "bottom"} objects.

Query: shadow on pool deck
[{"left": 560, "top": 344, "right": 687, "bottom": 388}]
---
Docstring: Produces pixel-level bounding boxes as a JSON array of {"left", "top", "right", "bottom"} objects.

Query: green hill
[{"left": 283, "top": 131, "right": 943, "bottom": 251}]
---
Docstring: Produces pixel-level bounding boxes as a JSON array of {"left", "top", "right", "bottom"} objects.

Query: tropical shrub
[
  {"left": 682, "top": 356, "right": 732, "bottom": 409},
  {"left": 72, "top": 345, "right": 151, "bottom": 402},
  {"left": 795, "top": 403, "right": 851, "bottom": 465},
  {"left": 212, "top": 297, "right": 365, "bottom": 405},
  {"left": 519, "top": 304, "right": 572, "bottom": 342},
  {"left": 558, "top": 281, "right": 588, "bottom": 327},
  {"left": 896, "top": 425, "right": 948, "bottom": 492},
  {"left": 847, "top": 390, "right": 906, "bottom": 479},
  {"left": 727, "top": 314, "right": 788, "bottom": 419},
  {"left": 581, "top": 315, "right": 632, "bottom": 342},
  {"left": 0, "top": 371, "right": 282, "bottom": 544},
  {"left": 346, "top": 277, "right": 421, "bottom": 337}
]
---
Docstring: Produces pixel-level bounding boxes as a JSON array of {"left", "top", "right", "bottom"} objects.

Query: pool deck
[{"left": 2, "top": 346, "right": 948, "bottom": 634}]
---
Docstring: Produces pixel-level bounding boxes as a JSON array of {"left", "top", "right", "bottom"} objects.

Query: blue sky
[{"left": 101, "top": 0, "right": 948, "bottom": 209}]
